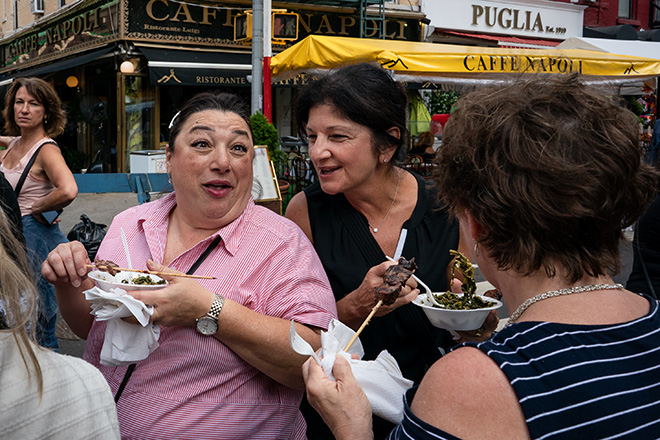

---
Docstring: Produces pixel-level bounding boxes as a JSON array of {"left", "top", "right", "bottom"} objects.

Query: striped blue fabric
[
  {"left": 388, "top": 295, "right": 660, "bottom": 439},
  {"left": 387, "top": 387, "right": 461, "bottom": 440}
]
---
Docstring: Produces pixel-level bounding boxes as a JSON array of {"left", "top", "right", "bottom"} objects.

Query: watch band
[{"left": 207, "top": 294, "right": 225, "bottom": 322}]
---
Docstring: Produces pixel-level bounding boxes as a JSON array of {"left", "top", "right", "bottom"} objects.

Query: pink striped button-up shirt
[{"left": 84, "top": 193, "right": 337, "bottom": 439}]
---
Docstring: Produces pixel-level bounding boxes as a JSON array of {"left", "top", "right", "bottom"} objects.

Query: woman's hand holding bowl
[
  {"left": 127, "top": 259, "right": 215, "bottom": 328},
  {"left": 453, "top": 310, "right": 499, "bottom": 343}
]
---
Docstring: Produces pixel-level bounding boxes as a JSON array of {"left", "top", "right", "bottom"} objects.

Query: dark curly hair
[
  {"left": 3, "top": 77, "right": 66, "bottom": 138},
  {"left": 435, "top": 73, "right": 660, "bottom": 283},
  {"left": 294, "top": 63, "right": 409, "bottom": 163}
]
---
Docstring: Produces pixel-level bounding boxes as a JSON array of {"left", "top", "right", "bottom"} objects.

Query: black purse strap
[
  {"left": 13, "top": 141, "right": 57, "bottom": 197},
  {"left": 114, "top": 235, "right": 222, "bottom": 403}
]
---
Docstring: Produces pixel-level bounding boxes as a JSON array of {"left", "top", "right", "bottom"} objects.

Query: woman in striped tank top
[{"left": 302, "top": 73, "right": 660, "bottom": 440}]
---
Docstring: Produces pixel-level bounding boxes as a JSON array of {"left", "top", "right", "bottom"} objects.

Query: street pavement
[{"left": 54, "top": 192, "right": 636, "bottom": 358}]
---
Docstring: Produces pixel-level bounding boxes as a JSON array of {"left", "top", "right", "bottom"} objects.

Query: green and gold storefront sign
[
  {"left": 126, "top": 0, "right": 420, "bottom": 47},
  {"left": 1, "top": 0, "right": 119, "bottom": 71}
]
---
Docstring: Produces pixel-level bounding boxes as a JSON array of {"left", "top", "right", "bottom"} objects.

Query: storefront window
[
  {"left": 119, "top": 75, "right": 158, "bottom": 172},
  {"left": 619, "top": 0, "right": 632, "bottom": 18}
]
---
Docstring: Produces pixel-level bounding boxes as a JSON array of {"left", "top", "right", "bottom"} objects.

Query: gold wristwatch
[{"left": 195, "top": 294, "right": 225, "bottom": 336}]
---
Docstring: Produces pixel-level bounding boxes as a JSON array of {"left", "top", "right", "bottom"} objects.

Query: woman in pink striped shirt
[{"left": 42, "top": 91, "right": 337, "bottom": 439}]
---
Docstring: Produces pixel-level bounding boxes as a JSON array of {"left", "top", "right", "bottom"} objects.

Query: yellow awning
[{"left": 271, "top": 35, "right": 660, "bottom": 86}]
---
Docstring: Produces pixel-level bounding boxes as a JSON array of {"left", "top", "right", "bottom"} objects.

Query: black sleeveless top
[{"left": 303, "top": 172, "right": 460, "bottom": 439}]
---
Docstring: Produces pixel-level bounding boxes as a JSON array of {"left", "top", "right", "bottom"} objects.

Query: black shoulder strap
[
  {"left": 114, "top": 234, "right": 222, "bottom": 403},
  {"left": 13, "top": 141, "right": 58, "bottom": 197},
  {"left": 187, "top": 235, "right": 222, "bottom": 275}
]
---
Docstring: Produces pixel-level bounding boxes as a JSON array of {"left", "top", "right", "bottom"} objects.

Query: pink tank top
[{"left": 0, "top": 137, "right": 56, "bottom": 216}]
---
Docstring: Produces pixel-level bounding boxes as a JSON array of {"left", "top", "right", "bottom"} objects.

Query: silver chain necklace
[
  {"left": 368, "top": 170, "right": 401, "bottom": 233},
  {"left": 507, "top": 283, "right": 624, "bottom": 325}
]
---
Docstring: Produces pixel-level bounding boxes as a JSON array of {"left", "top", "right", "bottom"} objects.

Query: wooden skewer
[
  {"left": 344, "top": 299, "right": 383, "bottom": 352},
  {"left": 86, "top": 265, "right": 216, "bottom": 280}
]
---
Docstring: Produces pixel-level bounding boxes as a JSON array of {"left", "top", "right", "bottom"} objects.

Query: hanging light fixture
[
  {"left": 120, "top": 60, "right": 135, "bottom": 73},
  {"left": 66, "top": 75, "right": 79, "bottom": 88}
]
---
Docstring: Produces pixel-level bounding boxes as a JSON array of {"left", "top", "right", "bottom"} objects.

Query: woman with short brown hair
[{"left": 303, "top": 73, "right": 660, "bottom": 440}]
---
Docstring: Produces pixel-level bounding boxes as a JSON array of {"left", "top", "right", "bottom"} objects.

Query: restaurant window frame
[
  {"left": 116, "top": 72, "right": 160, "bottom": 173},
  {"left": 618, "top": 0, "right": 632, "bottom": 19}
]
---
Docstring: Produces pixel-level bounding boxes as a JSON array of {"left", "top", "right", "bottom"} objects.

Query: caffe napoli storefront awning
[
  {"left": 138, "top": 46, "right": 252, "bottom": 87},
  {"left": 270, "top": 35, "right": 660, "bottom": 87}
]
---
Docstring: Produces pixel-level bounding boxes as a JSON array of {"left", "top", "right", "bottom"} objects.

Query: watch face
[{"left": 196, "top": 317, "right": 218, "bottom": 335}]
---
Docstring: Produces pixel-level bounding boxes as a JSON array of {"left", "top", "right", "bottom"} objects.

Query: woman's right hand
[
  {"left": 41, "top": 241, "right": 91, "bottom": 288},
  {"left": 337, "top": 262, "right": 419, "bottom": 328}
]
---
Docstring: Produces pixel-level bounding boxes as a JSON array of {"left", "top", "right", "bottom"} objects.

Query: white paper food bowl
[
  {"left": 413, "top": 293, "right": 503, "bottom": 331},
  {"left": 88, "top": 270, "right": 168, "bottom": 291}
]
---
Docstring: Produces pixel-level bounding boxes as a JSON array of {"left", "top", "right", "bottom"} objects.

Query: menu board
[{"left": 252, "top": 146, "right": 280, "bottom": 202}]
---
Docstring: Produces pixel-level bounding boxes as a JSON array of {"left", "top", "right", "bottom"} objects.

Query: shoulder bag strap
[
  {"left": 114, "top": 235, "right": 222, "bottom": 403},
  {"left": 13, "top": 141, "right": 58, "bottom": 197}
]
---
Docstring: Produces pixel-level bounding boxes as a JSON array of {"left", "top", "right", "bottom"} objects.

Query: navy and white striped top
[{"left": 388, "top": 295, "right": 660, "bottom": 439}]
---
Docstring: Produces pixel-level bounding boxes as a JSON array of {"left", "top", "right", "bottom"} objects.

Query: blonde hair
[
  {"left": 414, "top": 131, "right": 434, "bottom": 149},
  {"left": 0, "top": 207, "right": 43, "bottom": 396}
]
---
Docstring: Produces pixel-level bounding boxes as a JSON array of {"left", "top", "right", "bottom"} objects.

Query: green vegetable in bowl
[
  {"left": 428, "top": 250, "right": 492, "bottom": 310},
  {"left": 121, "top": 275, "right": 166, "bottom": 285},
  {"left": 429, "top": 291, "right": 493, "bottom": 310}
]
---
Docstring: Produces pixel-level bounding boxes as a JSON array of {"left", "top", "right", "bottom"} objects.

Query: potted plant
[{"left": 250, "top": 112, "right": 287, "bottom": 178}]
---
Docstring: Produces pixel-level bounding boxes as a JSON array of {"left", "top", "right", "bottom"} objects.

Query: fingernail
[
  {"left": 72, "top": 279, "right": 80, "bottom": 287},
  {"left": 78, "top": 268, "right": 86, "bottom": 276}
]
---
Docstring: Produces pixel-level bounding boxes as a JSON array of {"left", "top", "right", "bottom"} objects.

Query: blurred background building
[{"left": 0, "top": 0, "right": 656, "bottom": 175}]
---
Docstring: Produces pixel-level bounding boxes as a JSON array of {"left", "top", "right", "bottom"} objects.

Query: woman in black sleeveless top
[{"left": 285, "top": 63, "right": 496, "bottom": 439}]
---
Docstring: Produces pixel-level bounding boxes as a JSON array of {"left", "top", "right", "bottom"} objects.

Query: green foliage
[
  {"left": 624, "top": 95, "right": 644, "bottom": 116},
  {"left": 270, "top": 148, "right": 287, "bottom": 167},
  {"left": 251, "top": 111, "right": 287, "bottom": 176},
  {"left": 429, "top": 91, "right": 459, "bottom": 115},
  {"left": 251, "top": 112, "right": 280, "bottom": 151}
]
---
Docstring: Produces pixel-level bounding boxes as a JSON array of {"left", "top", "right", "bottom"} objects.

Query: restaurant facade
[{"left": 0, "top": 0, "right": 424, "bottom": 173}]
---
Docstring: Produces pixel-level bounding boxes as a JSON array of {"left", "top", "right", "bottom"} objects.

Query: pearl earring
[{"left": 383, "top": 158, "right": 388, "bottom": 163}]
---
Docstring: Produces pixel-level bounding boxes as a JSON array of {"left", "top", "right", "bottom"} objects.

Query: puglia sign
[
  {"left": 471, "top": 5, "right": 566, "bottom": 35},
  {"left": 425, "top": 0, "right": 584, "bottom": 39}
]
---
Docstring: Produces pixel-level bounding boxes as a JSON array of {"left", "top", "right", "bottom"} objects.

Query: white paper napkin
[
  {"left": 319, "top": 319, "right": 414, "bottom": 424},
  {"left": 84, "top": 286, "right": 160, "bottom": 366}
]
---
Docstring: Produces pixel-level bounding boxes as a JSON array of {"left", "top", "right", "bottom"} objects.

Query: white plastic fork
[
  {"left": 289, "top": 320, "right": 322, "bottom": 365},
  {"left": 385, "top": 256, "right": 443, "bottom": 307}
]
